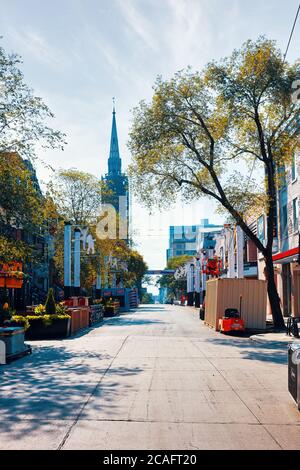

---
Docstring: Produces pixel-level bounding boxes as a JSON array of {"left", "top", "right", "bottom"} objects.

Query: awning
[{"left": 273, "top": 247, "right": 299, "bottom": 264}]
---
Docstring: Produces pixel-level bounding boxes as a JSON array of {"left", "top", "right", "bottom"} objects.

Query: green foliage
[
  {"left": 0, "top": 42, "right": 65, "bottom": 159},
  {"left": 167, "top": 255, "right": 192, "bottom": 270},
  {"left": 26, "top": 314, "right": 70, "bottom": 327},
  {"left": 128, "top": 36, "right": 300, "bottom": 327},
  {"left": 141, "top": 292, "right": 154, "bottom": 304},
  {"left": 7, "top": 315, "right": 30, "bottom": 331},
  {"left": 45, "top": 288, "right": 56, "bottom": 315},
  {"left": 0, "top": 153, "right": 46, "bottom": 262},
  {"left": 47, "top": 169, "right": 103, "bottom": 225},
  {"left": 128, "top": 36, "right": 299, "bottom": 221},
  {"left": 157, "top": 255, "right": 192, "bottom": 298},
  {"left": 55, "top": 302, "right": 67, "bottom": 315},
  {"left": 34, "top": 304, "right": 46, "bottom": 315}
]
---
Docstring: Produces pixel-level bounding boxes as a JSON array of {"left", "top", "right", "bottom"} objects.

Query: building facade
[
  {"left": 271, "top": 153, "right": 300, "bottom": 317},
  {"left": 167, "top": 219, "right": 222, "bottom": 262}
]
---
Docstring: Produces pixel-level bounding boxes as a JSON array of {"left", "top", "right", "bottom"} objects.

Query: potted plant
[
  {"left": 104, "top": 298, "right": 120, "bottom": 317},
  {"left": 22, "top": 289, "right": 71, "bottom": 339}
]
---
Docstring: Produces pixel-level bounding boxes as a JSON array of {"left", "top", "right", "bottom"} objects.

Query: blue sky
[{"left": 1, "top": 0, "right": 300, "bottom": 277}]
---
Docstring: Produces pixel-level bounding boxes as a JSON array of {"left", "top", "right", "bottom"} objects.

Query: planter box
[
  {"left": 0, "top": 327, "right": 25, "bottom": 355},
  {"left": 90, "top": 305, "right": 104, "bottom": 326},
  {"left": 104, "top": 304, "right": 120, "bottom": 317},
  {"left": 78, "top": 297, "right": 89, "bottom": 307},
  {"left": 68, "top": 307, "right": 90, "bottom": 334},
  {"left": 0, "top": 327, "right": 31, "bottom": 363},
  {"left": 25, "top": 318, "right": 71, "bottom": 340}
]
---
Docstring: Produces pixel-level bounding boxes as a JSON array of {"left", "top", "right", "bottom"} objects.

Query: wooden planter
[
  {"left": 25, "top": 318, "right": 71, "bottom": 340},
  {"left": 68, "top": 307, "right": 90, "bottom": 334}
]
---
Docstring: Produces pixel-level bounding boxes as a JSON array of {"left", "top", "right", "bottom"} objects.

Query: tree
[
  {"left": 48, "top": 169, "right": 104, "bottom": 225},
  {"left": 158, "top": 255, "right": 192, "bottom": 300},
  {"left": 126, "top": 249, "right": 148, "bottom": 294},
  {"left": 129, "top": 37, "right": 300, "bottom": 329},
  {"left": 0, "top": 41, "right": 65, "bottom": 271},
  {"left": 0, "top": 42, "right": 65, "bottom": 159},
  {"left": 48, "top": 170, "right": 148, "bottom": 294},
  {"left": 0, "top": 152, "right": 45, "bottom": 261},
  {"left": 141, "top": 292, "right": 154, "bottom": 304}
]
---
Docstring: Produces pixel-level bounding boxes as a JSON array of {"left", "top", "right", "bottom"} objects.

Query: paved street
[{"left": 0, "top": 304, "right": 300, "bottom": 450}]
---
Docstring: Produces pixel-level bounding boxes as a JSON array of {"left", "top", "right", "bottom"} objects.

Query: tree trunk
[{"left": 264, "top": 251, "right": 285, "bottom": 330}]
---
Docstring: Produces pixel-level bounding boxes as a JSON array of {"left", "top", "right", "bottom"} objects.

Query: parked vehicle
[{"left": 219, "top": 308, "right": 245, "bottom": 334}]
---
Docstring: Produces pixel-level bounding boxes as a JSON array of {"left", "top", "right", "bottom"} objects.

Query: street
[{"left": 0, "top": 304, "right": 300, "bottom": 450}]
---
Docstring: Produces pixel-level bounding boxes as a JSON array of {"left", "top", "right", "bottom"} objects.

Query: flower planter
[
  {"left": 25, "top": 318, "right": 71, "bottom": 340},
  {"left": 104, "top": 303, "right": 120, "bottom": 317}
]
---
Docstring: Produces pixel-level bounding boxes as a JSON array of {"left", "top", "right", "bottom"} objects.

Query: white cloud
[
  {"left": 7, "top": 28, "right": 65, "bottom": 68},
  {"left": 117, "top": 0, "right": 158, "bottom": 51}
]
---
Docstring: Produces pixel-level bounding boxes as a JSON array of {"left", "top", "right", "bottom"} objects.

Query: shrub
[
  {"left": 55, "top": 302, "right": 67, "bottom": 315},
  {"left": 45, "top": 288, "right": 56, "bottom": 315},
  {"left": 26, "top": 314, "right": 70, "bottom": 327},
  {"left": 6, "top": 315, "right": 30, "bottom": 331},
  {"left": 34, "top": 304, "right": 46, "bottom": 315}
]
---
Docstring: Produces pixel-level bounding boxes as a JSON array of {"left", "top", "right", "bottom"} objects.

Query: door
[{"left": 282, "top": 263, "right": 292, "bottom": 316}]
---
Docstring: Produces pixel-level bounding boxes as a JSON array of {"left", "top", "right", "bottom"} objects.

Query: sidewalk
[{"left": 251, "top": 332, "right": 300, "bottom": 345}]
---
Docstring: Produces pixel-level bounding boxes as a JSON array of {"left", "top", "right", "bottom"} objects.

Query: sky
[{"left": 1, "top": 0, "right": 300, "bottom": 285}]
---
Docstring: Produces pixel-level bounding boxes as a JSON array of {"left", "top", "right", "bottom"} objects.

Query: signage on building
[
  {"left": 0, "top": 262, "right": 23, "bottom": 288},
  {"left": 257, "top": 216, "right": 265, "bottom": 245},
  {"left": 202, "top": 258, "right": 222, "bottom": 276}
]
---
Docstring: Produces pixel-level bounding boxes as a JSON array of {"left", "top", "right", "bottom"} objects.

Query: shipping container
[{"left": 205, "top": 278, "right": 267, "bottom": 331}]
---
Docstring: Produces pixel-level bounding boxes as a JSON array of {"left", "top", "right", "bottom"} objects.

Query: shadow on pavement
[
  {"left": 201, "top": 336, "right": 288, "bottom": 365},
  {"left": 0, "top": 342, "right": 143, "bottom": 437}
]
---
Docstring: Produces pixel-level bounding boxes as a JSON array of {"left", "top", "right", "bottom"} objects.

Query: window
[
  {"left": 293, "top": 198, "right": 299, "bottom": 232},
  {"left": 280, "top": 204, "right": 288, "bottom": 239},
  {"left": 292, "top": 154, "right": 297, "bottom": 182}
]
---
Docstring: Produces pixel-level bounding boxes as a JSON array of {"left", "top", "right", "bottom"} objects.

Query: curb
[{"left": 250, "top": 334, "right": 300, "bottom": 345}]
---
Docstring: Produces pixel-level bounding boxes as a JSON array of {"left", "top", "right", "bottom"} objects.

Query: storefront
[{"left": 273, "top": 247, "right": 300, "bottom": 317}]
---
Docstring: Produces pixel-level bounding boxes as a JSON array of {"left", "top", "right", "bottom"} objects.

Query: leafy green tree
[
  {"left": 129, "top": 37, "right": 300, "bottom": 329},
  {"left": 141, "top": 292, "right": 154, "bottom": 304},
  {"left": 0, "top": 152, "right": 46, "bottom": 262},
  {"left": 0, "top": 41, "right": 65, "bottom": 270},
  {"left": 47, "top": 169, "right": 105, "bottom": 225},
  {"left": 0, "top": 42, "right": 65, "bottom": 159},
  {"left": 158, "top": 255, "right": 192, "bottom": 299},
  {"left": 48, "top": 170, "right": 147, "bottom": 294}
]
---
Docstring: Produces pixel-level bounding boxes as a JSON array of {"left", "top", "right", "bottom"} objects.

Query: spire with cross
[{"left": 108, "top": 98, "right": 121, "bottom": 175}]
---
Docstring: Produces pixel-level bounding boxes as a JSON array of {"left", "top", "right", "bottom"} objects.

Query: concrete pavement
[{"left": 0, "top": 304, "right": 300, "bottom": 450}]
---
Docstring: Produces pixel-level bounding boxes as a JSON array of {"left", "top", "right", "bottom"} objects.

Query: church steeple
[{"left": 108, "top": 102, "right": 122, "bottom": 175}]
